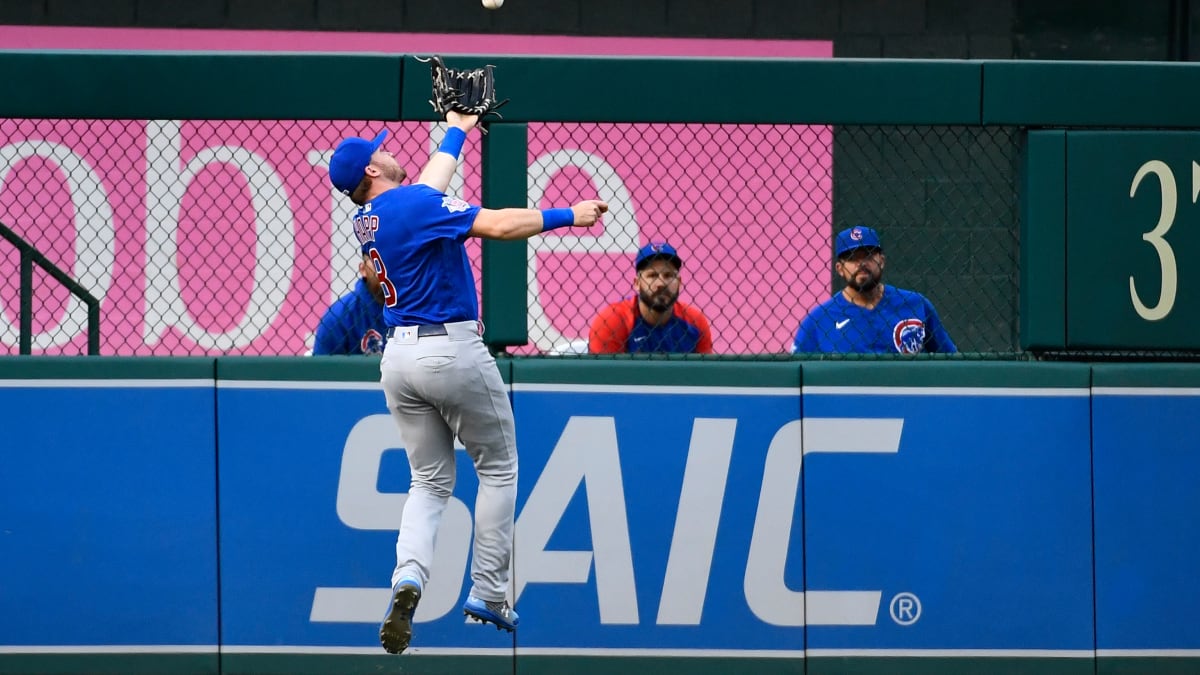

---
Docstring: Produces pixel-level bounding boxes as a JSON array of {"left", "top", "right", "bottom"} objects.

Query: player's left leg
[{"left": 438, "top": 324, "right": 519, "bottom": 630}]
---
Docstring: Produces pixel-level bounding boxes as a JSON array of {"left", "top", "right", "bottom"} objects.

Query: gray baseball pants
[{"left": 379, "top": 319, "right": 517, "bottom": 604}]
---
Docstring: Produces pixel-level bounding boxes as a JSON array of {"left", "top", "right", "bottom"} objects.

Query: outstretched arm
[
  {"left": 469, "top": 200, "right": 609, "bottom": 240},
  {"left": 417, "top": 111, "right": 478, "bottom": 192}
]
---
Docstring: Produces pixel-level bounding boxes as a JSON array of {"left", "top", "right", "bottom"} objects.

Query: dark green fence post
[
  {"left": 480, "top": 122, "right": 530, "bottom": 350},
  {"left": 19, "top": 249, "right": 32, "bottom": 355},
  {"left": 1020, "top": 130, "right": 1068, "bottom": 351}
]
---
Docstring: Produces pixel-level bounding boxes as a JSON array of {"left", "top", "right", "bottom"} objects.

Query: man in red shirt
[{"left": 589, "top": 242, "right": 714, "bottom": 354}]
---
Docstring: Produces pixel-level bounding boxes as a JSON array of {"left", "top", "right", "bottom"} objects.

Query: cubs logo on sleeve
[{"left": 893, "top": 318, "right": 926, "bottom": 354}]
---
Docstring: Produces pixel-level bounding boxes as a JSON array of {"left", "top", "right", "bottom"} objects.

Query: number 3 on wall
[{"left": 1127, "top": 160, "right": 1194, "bottom": 321}]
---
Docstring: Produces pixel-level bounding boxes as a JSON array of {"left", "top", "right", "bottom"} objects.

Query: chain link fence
[
  {"left": 0, "top": 117, "right": 1020, "bottom": 357},
  {"left": 0, "top": 118, "right": 482, "bottom": 356},
  {"left": 528, "top": 123, "right": 1019, "bottom": 356}
]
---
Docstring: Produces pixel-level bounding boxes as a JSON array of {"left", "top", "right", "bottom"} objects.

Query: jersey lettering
[{"left": 353, "top": 214, "right": 379, "bottom": 246}]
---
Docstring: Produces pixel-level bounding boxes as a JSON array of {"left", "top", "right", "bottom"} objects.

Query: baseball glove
[{"left": 421, "top": 55, "right": 509, "bottom": 131}]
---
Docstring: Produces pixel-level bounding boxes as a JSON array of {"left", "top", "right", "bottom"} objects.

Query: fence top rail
[{"left": 2, "top": 51, "right": 1198, "bottom": 126}]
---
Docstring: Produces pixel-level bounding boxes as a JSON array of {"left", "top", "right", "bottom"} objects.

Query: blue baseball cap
[
  {"left": 834, "top": 225, "right": 883, "bottom": 258},
  {"left": 635, "top": 242, "right": 683, "bottom": 271},
  {"left": 329, "top": 130, "right": 388, "bottom": 195}
]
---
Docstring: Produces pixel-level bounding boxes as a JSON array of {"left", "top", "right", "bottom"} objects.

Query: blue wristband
[
  {"left": 437, "top": 127, "right": 467, "bottom": 159},
  {"left": 541, "top": 208, "right": 575, "bottom": 232}
]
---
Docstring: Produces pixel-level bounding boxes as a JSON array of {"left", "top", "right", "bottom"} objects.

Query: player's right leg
[
  {"left": 379, "top": 578, "right": 421, "bottom": 654},
  {"left": 379, "top": 344, "right": 459, "bottom": 652}
]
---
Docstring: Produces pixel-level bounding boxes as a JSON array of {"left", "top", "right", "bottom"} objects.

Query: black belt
[{"left": 386, "top": 324, "right": 448, "bottom": 339}]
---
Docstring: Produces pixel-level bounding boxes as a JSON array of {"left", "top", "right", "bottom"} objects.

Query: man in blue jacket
[
  {"left": 793, "top": 225, "right": 956, "bottom": 354},
  {"left": 312, "top": 252, "right": 387, "bottom": 355}
]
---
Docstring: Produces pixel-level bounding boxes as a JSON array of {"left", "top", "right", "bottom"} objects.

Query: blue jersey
[
  {"left": 312, "top": 278, "right": 387, "bottom": 355},
  {"left": 353, "top": 184, "right": 482, "bottom": 326},
  {"left": 792, "top": 285, "right": 957, "bottom": 354}
]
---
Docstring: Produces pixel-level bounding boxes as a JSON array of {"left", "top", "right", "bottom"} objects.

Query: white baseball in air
[{"left": 482, "top": 0, "right": 503, "bottom": 8}]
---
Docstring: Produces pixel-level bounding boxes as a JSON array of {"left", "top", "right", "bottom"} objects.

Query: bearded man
[
  {"left": 589, "top": 242, "right": 714, "bottom": 354},
  {"left": 791, "top": 225, "right": 957, "bottom": 354}
]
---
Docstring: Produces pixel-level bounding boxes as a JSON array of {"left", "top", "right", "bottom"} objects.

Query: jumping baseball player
[
  {"left": 328, "top": 102, "right": 606, "bottom": 654},
  {"left": 792, "top": 225, "right": 957, "bottom": 354}
]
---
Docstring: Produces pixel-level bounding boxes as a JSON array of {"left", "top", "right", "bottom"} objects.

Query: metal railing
[{"left": 0, "top": 221, "right": 100, "bottom": 355}]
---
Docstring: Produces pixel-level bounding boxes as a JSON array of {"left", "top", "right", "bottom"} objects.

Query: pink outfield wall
[
  {"left": 0, "top": 26, "right": 832, "bottom": 58},
  {"left": 0, "top": 27, "right": 832, "bottom": 355}
]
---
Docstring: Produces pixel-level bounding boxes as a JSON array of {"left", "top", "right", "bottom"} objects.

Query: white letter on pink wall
[
  {"left": 526, "top": 150, "right": 638, "bottom": 351},
  {"left": 0, "top": 140, "right": 114, "bottom": 350},
  {"left": 144, "top": 120, "right": 295, "bottom": 350}
]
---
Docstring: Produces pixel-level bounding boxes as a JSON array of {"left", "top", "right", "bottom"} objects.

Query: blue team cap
[
  {"left": 329, "top": 130, "right": 388, "bottom": 195},
  {"left": 635, "top": 242, "right": 683, "bottom": 271},
  {"left": 834, "top": 225, "right": 883, "bottom": 258}
]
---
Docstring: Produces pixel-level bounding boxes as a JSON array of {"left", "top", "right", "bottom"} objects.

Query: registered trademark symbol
[{"left": 889, "top": 592, "right": 921, "bottom": 625}]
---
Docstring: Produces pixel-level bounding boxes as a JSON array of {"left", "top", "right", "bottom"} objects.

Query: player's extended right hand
[{"left": 571, "top": 200, "right": 609, "bottom": 228}]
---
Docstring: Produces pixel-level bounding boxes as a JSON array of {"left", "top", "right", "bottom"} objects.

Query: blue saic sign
[{"left": 215, "top": 381, "right": 1093, "bottom": 655}]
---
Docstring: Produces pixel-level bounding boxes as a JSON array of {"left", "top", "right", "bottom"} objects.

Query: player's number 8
[{"left": 368, "top": 248, "right": 398, "bottom": 308}]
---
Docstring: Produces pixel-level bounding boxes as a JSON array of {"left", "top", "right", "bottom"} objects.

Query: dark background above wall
[{"left": 0, "top": 0, "right": 1195, "bottom": 61}]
